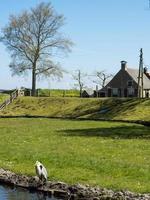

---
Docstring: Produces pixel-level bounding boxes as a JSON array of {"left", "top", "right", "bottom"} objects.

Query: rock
[
  {"left": 53, "top": 189, "right": 69, "bottom": 199},
  {"left": 93, "top": 197, "right": 100, "bottom": 200},
  {"left": 0, "top": 168, "right": 149, "bottom": 199}
]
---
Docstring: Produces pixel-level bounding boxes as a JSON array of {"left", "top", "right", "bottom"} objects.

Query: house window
[
  {"left": 128, "top": 88, "right": 134, "bottom": 97},
  {"left": 127, "top": 80, "right": 133, "bottom": 87},
  {"left": 112, "top": 88, "right": 118, "bottom": 97}
]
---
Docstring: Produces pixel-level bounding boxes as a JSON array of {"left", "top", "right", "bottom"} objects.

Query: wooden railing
[{"left": 0, "top": 90, "right": 18, "bottom": 110}]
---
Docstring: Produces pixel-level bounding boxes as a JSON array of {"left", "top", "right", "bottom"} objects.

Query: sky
[{"left": 0, "top": 0, "right": 150, "bottom": 89}]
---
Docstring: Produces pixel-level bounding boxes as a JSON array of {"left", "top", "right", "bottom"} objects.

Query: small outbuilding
[{"left": 82, "top": 88, "right": 94, "bottom": 98}]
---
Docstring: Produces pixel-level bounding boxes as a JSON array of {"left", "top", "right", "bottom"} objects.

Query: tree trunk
[
  {"left": 80, "top": 87, "right": 82, "bottom": 98},
  {"left": 32, "top": 64, "right": 36, "bottom": 96}
]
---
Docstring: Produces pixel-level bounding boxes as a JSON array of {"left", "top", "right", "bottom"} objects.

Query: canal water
[{"left": 0, "top": 184, "right": 62, "bottom": 200}]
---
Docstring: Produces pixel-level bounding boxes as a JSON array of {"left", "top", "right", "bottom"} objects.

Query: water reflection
[{"left": 0, "top": 185, "right": 61, "bottom": 200}]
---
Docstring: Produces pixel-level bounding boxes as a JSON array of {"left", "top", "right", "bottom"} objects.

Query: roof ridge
[{"left": 126, "top": 67, "right": 138, "bottom": 71}]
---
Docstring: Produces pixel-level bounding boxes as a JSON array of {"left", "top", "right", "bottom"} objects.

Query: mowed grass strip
[{"left": 0, "top": 118, "right": 150, "bottom": 193}]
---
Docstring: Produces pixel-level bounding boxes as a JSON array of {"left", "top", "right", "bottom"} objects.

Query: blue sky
[{"left": 0, "top": 0, "right": 150, "bottom": 89}]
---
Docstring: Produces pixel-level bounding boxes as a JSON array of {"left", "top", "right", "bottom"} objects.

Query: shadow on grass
[
  {"left": 58, "top": 125, "right": 150, "bottom": 139},
  {"left": 87, "top": 98, "right": 144, "bottom": 119},
  {"left": 59, "top": 98, "right": 145, "bottom": 120}
]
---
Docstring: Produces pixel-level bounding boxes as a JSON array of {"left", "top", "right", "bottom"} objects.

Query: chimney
[{"left": 121, "top": 61, "right": 127, "bottom": 70}]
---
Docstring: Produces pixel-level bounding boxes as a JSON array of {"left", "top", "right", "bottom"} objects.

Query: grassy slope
[
  {"left": 0, "top": 118, "right": 150, "bottom": 193},
  {"left": 0, "top": 94, "right": 9, "bottom": 104},
  {"left": 1, "top": 97, "right": 150, "bottom": 121}
]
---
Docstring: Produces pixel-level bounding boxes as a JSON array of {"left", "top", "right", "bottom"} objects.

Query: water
[{"left": 0, "top": 184, "right": 62, "bottom": 200}]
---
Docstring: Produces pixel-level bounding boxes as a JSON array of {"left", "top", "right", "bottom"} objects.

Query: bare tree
[
  {"left": 94, "top": 70, "right": 113, "bottom": 88},
  {"left": 73, "top": 70, "right": 86, "bottom": 97},
  {"left": 0, "top": 2, "right": 73, "bottom": 96}
]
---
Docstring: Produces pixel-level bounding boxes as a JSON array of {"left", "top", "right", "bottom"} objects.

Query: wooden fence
[{"left": 0, "top": 90, "right": 18, "bottom": 110}]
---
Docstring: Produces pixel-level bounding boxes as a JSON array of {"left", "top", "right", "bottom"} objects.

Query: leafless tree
[
  {"left": 73, "top": 70, "right": 86, "bottom": 97},
  {"left": 94, "top": 70, "right": 113, "bottom": 88},
  {"left": 0, "top": 2, "right": 73, "bottom": 96}
]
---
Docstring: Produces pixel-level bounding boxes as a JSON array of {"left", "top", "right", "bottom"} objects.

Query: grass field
[
  {"left": 38, "top": 89, "right": 80, "bottom": 97},
  {"left": 0, "top": 118, "right": 150, "bottom": 193}
]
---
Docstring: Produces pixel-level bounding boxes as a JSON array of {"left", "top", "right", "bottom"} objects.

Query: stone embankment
[{"left": 0, "top": 169, "right": 149, "bottom": 200}]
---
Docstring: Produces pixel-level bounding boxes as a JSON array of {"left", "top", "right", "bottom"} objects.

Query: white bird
[{"left": 35, "top": 161, "right": 48, "bottom": 183}]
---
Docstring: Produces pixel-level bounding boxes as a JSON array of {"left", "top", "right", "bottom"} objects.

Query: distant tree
[
  {"left": 0, "top": 2, "right": 73, "bottom": 96},
  {"left": 73, "top": 70, "right": 86, "bottom": 97},
  {"left": 93, "top": 70, "right": 113, "bottom": 88}
]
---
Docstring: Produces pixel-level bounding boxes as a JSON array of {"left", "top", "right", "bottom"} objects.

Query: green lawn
[{"left": 0, "top": 118, "right": 150, "bottom": 193}]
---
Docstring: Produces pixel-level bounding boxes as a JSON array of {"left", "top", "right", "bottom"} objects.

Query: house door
[
  {"left": 118, "top": 88, "right": 121, "bottom": 97},
  {"left": 146, "top": 91, "right": 149, "bottom": 98},
  {"left": 108, "top": 89, "right": 112, "bottom": 97},
  {"left": 124, "top": 88, "right": 127, "bottom": 97}
]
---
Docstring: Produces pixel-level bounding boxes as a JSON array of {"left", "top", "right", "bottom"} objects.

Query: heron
[{"left": 35, "top": 161, "right": 48, "bottom": 183}]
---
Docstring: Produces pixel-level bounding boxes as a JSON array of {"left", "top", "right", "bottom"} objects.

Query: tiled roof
[{"left": 126, "top": 68, "right": 150, "bottom": 89}]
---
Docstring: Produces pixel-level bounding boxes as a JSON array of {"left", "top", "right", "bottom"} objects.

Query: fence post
[{"left": 10, "top": 93, "right": 12, "bottom": 103}]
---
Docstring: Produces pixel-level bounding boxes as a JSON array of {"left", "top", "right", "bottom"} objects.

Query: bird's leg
[
  {"left": 37, "top": 176, "right": 43, "bottom": 187},
  {"left": 42, "top": 177, "right": 47, "bottom": 185}
]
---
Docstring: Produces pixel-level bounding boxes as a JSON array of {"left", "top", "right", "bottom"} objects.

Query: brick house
[{"left": 99, "top": 61, "right": 150, "bottom": 97}]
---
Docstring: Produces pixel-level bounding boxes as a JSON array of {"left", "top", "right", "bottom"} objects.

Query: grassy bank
[
  {"left": 1, "top": 97, "right": 150, "bottom": 121},
  {"left": 0, "top": 94, "right": 9, "bottom": 104},
  {"left": 0, "top": 118, "right": 149, "bottom": 193}
]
